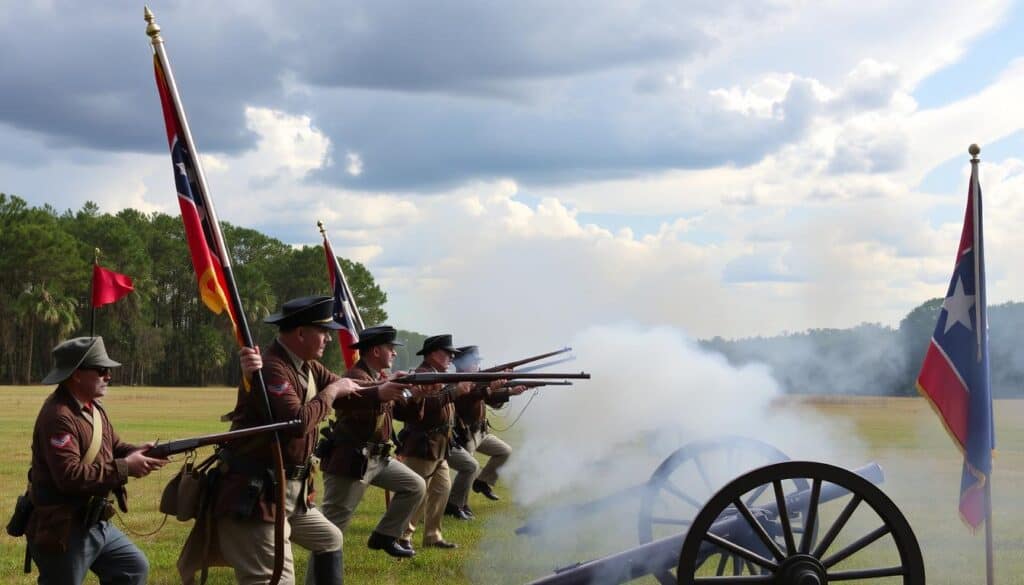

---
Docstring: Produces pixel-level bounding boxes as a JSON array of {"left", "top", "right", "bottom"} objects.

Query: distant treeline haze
[
  {"left": 702, "top": 299, "right": 1024, "bottom": 397},
  {"left": 4, "top": 194, "right": 1020, "bottom": 395},
  {"left": 0, "top": 194, "right": 427, "bottom": 387}
]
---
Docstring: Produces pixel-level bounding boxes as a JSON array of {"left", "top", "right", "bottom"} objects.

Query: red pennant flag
[{"left": 92, "top": 265, "right": 134, "bottom": 308}]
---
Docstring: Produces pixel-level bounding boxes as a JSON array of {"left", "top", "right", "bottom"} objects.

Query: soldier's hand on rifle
[
  {"left": 487, "top": 368, "right": 512, "bottom": 391},
  {"left": 377, "top": 381, "right": 414, "bottom": 403},
  {"left": 509, "top": 384, "right": 529, "bottom": 396},
  {"left": 239, "top": 346, "right": 262, "bottom": 378},
  {"left": 124, "top": 443, "right": 168, "bottom": 478},
  {"left": 323, "top": 378, "right": 361, "bottom": 403},
  {"left": 454, "top": 381, "right": 475, "bottom": 397}
]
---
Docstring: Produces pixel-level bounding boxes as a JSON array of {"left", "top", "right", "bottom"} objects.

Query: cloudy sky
[{"left": 3, "top": 1, "right": 1024, "bottom": 349}]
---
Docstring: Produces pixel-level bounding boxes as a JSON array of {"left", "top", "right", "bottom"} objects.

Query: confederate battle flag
[
  {"left": 322, "top": 234, "right": 361, "bottom": 368},
  {"left": 916, "top": 153, "right": 995, "bottom": 529}
]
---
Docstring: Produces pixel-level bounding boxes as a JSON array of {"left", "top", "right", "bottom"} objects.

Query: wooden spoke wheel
[
  {"left": 638, "top": 437, "right": 810, "bottom": 584},
  {"left": 676, "top": 461, "right": 924, "bottom": 585}
]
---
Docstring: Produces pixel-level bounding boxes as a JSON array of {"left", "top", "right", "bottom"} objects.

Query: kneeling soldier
[
  {"left": 26, "top": 336, "right": 168, "bottom": 585},
  {"left": 447, "top": 346, "right": 522, "bottom": 516},
  {"left": 313, "top": 325, "right": 426, "bottom": 566}
]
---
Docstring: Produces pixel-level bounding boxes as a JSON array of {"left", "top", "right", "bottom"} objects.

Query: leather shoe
[
  {"left": 367, "top": 531, "right": 415, "bottom": 558},
  {"left": 461, "top": 505, "right": 475, "bottom": 518},
  {"left": 473, "top": 479, "right": 500, "bottom": 501},
  {"left": 445, "top": 502, "right": 472, "bottom": 520},
  {"left": 424, "top": 539, "right": 458, "bottom": 549},
  {"left": 397, "top": 539, "right": 415, "bottom": 553}
]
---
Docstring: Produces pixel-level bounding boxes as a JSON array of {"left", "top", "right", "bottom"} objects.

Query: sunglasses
[{"left": 81, "top": 366, "right": 111, "bottom": 377}]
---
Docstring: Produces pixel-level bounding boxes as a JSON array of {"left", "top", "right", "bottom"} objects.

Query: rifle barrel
[
  {"left": 483, "top": 347, "right": 572, "bottom": 372},
  {"left": 146, "top": 419, "right": 302, "bottom": 458},
  {"left": 394, "top": 372, "right": 589, "bottom": 385}
]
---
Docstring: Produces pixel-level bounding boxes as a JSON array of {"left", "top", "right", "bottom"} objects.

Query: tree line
[
  {"left": 702, "top": 299, "right": 1024, "bottom": 397},
  {"left": 5, "top": 193, "right": 1021, "bottom": 395},
  {"left": 0, "top": 193, "right": 401, "bottom": 387}
]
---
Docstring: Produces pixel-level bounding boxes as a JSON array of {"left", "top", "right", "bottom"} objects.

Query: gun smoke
[{"left": 468, "top": 323, "right": 867, "bottom": 584}]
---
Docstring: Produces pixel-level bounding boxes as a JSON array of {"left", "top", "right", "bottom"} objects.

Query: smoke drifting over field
[
  {"left": 504, "top": 323, "right": 864, "bottom": 504},
  {"left": 470, "top": 323, "right": 868, "bottom": 583}
]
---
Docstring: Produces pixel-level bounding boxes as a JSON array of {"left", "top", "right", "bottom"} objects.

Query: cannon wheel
[
  {"left": 676, "top": 461, "right": 925, "bottom": 585},
  {"left": 638, "top": 437, "right": 810, "bottom": 584}
]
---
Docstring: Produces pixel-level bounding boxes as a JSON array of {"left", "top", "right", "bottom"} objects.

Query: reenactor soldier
[
  {"left": 394, "top": 334, "right": 471, "bottom": 549},
  {"left": 446, "top": 346, "right": 522, "bottom": 517},
  {"left": 200, "top": 296, "right": 405, "bottom": 585},
  {"left": 25, "top": 336, "right": 168, "bottom": 584},
  {"left": 314, "top": 325, "right": 426, "bottom": 564}
]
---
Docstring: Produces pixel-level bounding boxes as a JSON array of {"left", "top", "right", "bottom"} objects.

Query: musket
[
  {"left": 482, "top": 347, "right": 572, "bottom": 372},
  {"left": 145, "top": 420, "right": 302, "bottom": 459},
  {"left": 501, "top": 380, "right": 574, "bottom": 389},
  {"left": 359, "top": 371, "right": 590, "bottom": 392},
  {"left": 513, "top": 355, "right": 577, "bottom": 373},
  {"left": 393, "top": 371, "right": 589, "bottom": 384}
]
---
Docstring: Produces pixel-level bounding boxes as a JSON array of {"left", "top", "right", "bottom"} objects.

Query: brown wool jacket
[
  {"left": 454, "top": 384, "right": 511, "bottom": 430},
  {"left": 394, "top": 362, "right": 457, "bottom": 461},
  {"left": 322, "top": 359, "right": 390, "bottom": 477},
  {"left": 213, "top": 339, "right": 340, "bottom": 521},
  {"left": 27, "top": 386, "right": 137, "bottom": 547}
]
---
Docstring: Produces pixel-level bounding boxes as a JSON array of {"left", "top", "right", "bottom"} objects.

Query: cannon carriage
[{"left": 519, "top": 438, "right": 925, "bottom": 585}]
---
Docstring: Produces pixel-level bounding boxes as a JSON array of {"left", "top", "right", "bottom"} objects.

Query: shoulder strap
[{"left": 83, "top": 407, "right": 103, "bottom": 466}]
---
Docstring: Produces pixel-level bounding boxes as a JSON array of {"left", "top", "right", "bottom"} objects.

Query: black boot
[
  {"left": 445, "top": 501, "right": 472, "bottom": 520},
  {"left": 473, "top": 479, "right": 500, "bottom": 501},
  {"left": 368, "top": 531, "right": 416, "bottom": 558},
  {"left": 311, "top": 549, "right": 343, "bottom": 585}
]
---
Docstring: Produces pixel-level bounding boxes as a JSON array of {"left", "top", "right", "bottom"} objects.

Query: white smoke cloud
[{"left": 505, "top": 324, "right": 863, "bottom": 505}]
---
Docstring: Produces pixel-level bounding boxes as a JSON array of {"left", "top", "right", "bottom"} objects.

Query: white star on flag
[
  {"left": 942, "top": 275, "right": 975, "bottom": 334},
  {"left": 176, "top": 161, "right": 187, "bottom": 176}
]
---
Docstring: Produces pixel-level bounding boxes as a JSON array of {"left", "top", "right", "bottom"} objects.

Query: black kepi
[
  {"left": 416, "top": 334, "right": 460, "bottom": 356},
  {"left": 264, "top": 296, "right": 343, "bottom": 330},
  {"left": 350, "top": 325, "right": 405, "bottom": 350}
]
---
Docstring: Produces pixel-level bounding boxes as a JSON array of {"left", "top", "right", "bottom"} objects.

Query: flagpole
[
  {"left": 145, "top": 9, "right": 286, "bottom": 584},
  {"left": 970, "top": 143, "right": 995, "bottom": 585},
  {"left": 90, "top": 248, "right": 99, "bottom": 337}
]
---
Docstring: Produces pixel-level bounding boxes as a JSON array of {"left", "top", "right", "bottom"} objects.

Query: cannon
[{"left": 525, "top": 461, "right": 924, "bottom": 585}]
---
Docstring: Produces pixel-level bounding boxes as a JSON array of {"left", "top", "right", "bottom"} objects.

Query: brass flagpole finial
[
  {"left": 94, "top": 247, "right": 101, "bottom": 265},
  {"left": 317, "top": 220, "right": 326, "bottom": 236},
  {"left": 144, "top": 6, "right": 162, "bottom": 44},
  {"left": 969, "top": 143, "right": 981, "bottom": 162}
]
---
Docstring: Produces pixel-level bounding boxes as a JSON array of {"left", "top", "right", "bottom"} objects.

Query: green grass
[{"left": 1, "top": 387, "right": 1023, "bottom": 584}]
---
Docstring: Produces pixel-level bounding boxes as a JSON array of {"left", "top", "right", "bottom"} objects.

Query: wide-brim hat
[
  {"left": 416, "top": 334, "right": 460, "bottom": 356},
  {"left": 453, "top": 345, "right": 482, "bottom": 370},
  {"left": 350, "top": 325, "right": 405, "bottom": 350},
  {"left": 42, "top": 337, "right": 121, "bottom": 385},
  {"left": 264, "top": 296, "right": 343, "bottom": 330}
]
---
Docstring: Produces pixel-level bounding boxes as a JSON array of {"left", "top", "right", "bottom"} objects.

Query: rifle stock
[{"left": 145, "top": 419, "right": 302, "bottom": 459}]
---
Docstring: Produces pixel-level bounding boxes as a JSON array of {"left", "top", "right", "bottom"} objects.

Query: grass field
[{"left": 1, "top": 386, "right": 1022, "bottom": 584}]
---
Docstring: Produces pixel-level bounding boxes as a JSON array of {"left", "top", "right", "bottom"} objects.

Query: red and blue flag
[
  {"left": 916, "top": 157, "right": 994, "bottom": 529},
  {"left": 323, "top": 235, "right": 361, "bottom": 368},
  {"left": 153, "top": 56, "right": 242, "bottom": 346}
]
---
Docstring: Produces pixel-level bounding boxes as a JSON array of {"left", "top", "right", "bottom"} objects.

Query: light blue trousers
[{"left": 29, "top": 520, "right": 148, "bottom": 585}]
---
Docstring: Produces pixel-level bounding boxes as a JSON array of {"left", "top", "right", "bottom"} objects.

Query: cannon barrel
[{"left": 525, "top": 462, "right": 884, "bottom": 585}]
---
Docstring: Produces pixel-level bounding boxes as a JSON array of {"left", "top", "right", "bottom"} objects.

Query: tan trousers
[
  {"left": 216, "top": 479, "right": 342, "bottom": 585},
  {"left": 448, "top": 431, "right": 512, "bottom": 507},
  {"left": 320, "top": 455, "right": 426, "bottom": 537},
  {"left": 399, "top": 456, "right": 451, "bottom": 545}
]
